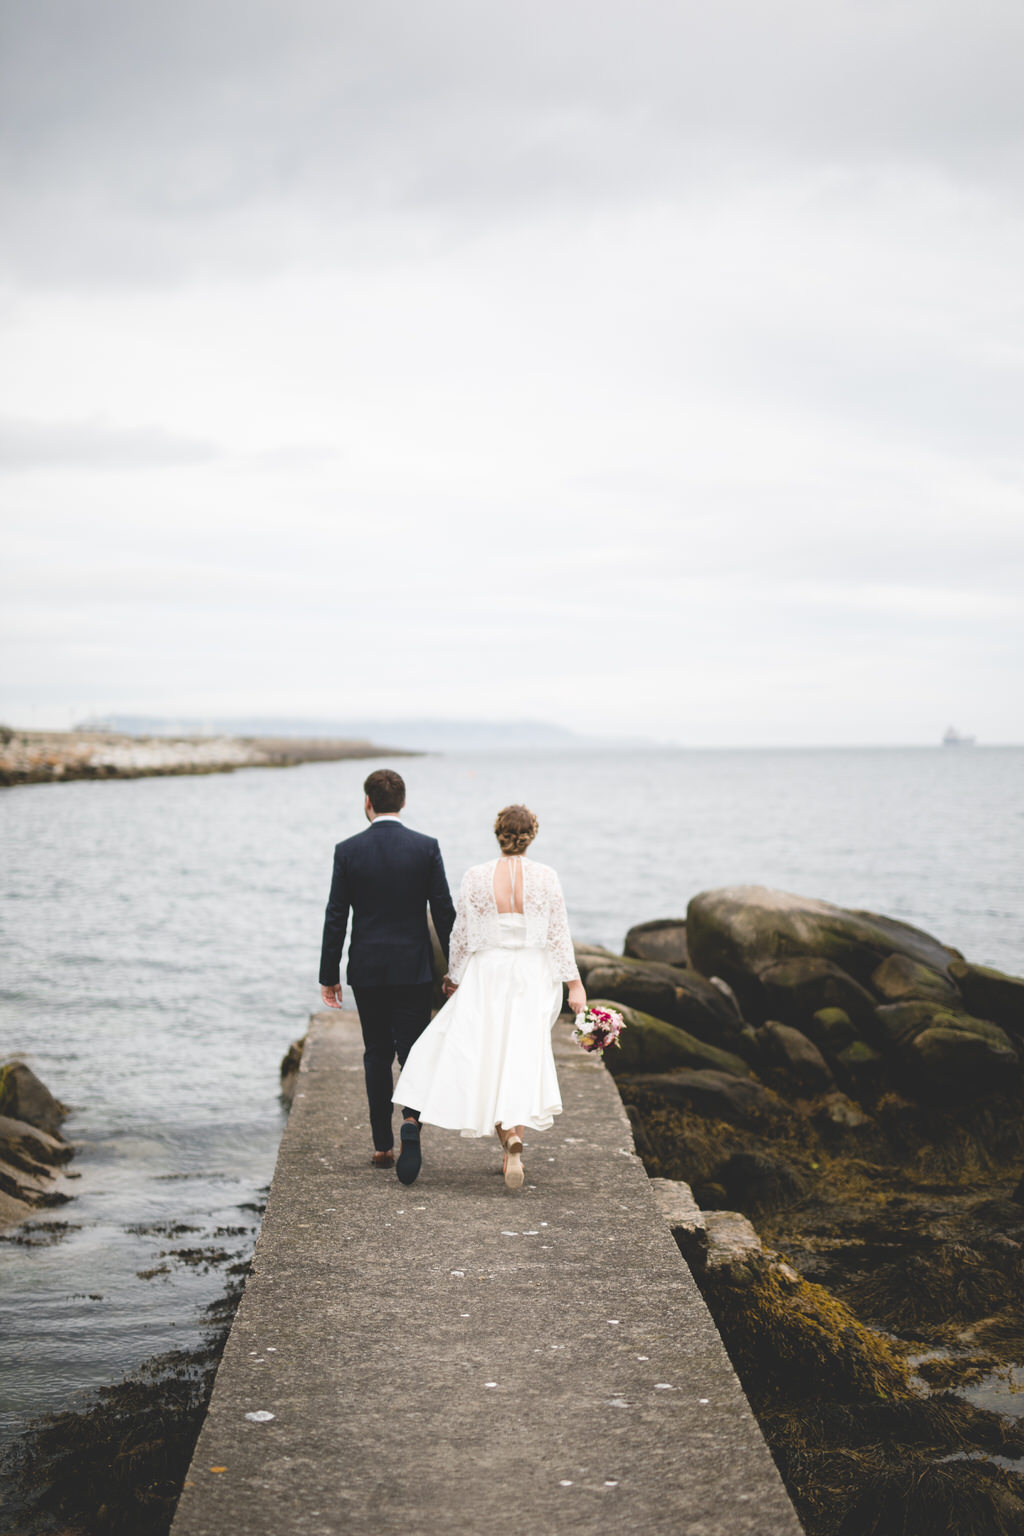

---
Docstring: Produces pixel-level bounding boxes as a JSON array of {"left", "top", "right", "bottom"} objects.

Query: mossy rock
[
  {"left": 759, "top": 1021, "right": 835, "bottom": 1093},
  {"left": 875, "top": 1002, "right": 1016, "bottom": 1054},
  {"left": 871, "top": 953, "right": 960, "bottom": 1005},
  {"left": 713, "top": 1150, "right": 809, "bottom": 1215},
  {"left": 695, "top": 1254, "right": 911, "bottom": 1407},
  {"left": 806, "top": 1007, "right": 860, "bottom": 1056},
  {"left": 583, "top": 958, "right": 753, "bottom": 1058},
  {"left": 906, "top": 1025, "right": 1019, "bottom": 1101},
  {"left": 758, "top": 957, "right": 878, "bottom": 1031},
  {"left": 593, "top": 1000, "right": 752, "bottom": 1079},
  {"left": 950, "top": 959, "right": 1024, "bottom": 1038},
  {"left": 622, "top": 1068, "right": 790, "bottom": 1125},
  {"left": 834, "top": 1039, "right": 885, "bottom": 1099}
]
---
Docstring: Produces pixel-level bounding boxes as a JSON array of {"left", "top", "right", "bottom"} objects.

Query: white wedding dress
[{"left": 392, "top": 857, "right": 581, "bottom": 1137}]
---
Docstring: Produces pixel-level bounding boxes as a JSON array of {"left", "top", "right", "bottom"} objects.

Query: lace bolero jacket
[{"left": 447, "top": 858, "right": 581, "bottom": 985}]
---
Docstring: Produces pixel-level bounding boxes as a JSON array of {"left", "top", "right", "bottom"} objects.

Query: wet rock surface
[
  {"left": 595, "top": 889, "right": 1024, "bottom": 1535},
  {"left": 0, "top": 1062, "right": 73, "bottom": 1232}
]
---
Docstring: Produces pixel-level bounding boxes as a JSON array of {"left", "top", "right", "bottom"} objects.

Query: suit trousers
[{"left": 351, "top": 981, "right": 434, "bottom": 1150}]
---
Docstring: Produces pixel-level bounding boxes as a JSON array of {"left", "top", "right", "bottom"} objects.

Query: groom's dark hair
[{"left": 364, "top": 768, "right": 406, "bottom": 813}]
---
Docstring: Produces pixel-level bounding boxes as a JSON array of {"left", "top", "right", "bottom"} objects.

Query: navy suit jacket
[{"left": 318, "top": 820, "right": 456, "bottom": 989}]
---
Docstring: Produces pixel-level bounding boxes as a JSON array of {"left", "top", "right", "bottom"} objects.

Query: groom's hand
[
  {"left": 321, "top": 984, "right": 343, "bottom": 1009},
  {"left": 442, "top": 975, "right": 458, "bottom": 997}
]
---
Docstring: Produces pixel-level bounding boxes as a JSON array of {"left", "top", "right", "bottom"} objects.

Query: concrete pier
[{"left": 171, "top": 1012, "right": 802, "bottom": 1536}]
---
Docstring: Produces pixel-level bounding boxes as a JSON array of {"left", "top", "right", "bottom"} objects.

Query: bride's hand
[
  {"left": 442, "top": 974, "right": 458, "bottom": 997},
  {"left": 567, "top": 980, "right": 587, "bottom": 1015}
]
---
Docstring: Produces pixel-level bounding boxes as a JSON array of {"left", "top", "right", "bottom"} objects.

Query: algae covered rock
[
  {"left": 874, "top": 1000, "right": 1016, "bottom": 1053},
  {"left": 950, "top": 958, "right": 1024, "bottom": 1038},
  {"left": 806, "top": 1007, "right": 860, "bottom": 1056},
  {"left": 906, "top": 1025, "right": 1019, "bottom": 1100},
  {"left": 834, "top": 1039, "right": 884, "bottom": 1099},
  {"left": 759, "top": 1021, "right": 835, "bottom": 1093},
  {"left": 714, "top": 1150, "right": 808, "bottom": 1215},
  {"left": 624, "top": 918, "right": 688, "bottom": 967},
  {"left": 871, "top": 953, "right": 959, "bottom": 1004},
  {"left": 624, "top": 1068, "right": 789, "bottom": 1124},
  {"left": 590, "top": 1000, "right": 752, "bottom": 1079},
  {"left": 758, "top": 956, "right": 878, "bottom": 1031},
  {"left": 584, "top": 956, "right": 754, "bottom": 1057}
]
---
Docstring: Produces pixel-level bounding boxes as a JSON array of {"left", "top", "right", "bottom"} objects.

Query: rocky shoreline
[
  {"left": 0, "top": 728, "right": 413, "bottom": 788},
  {"left": 6, "top": 887, "right": 1023, "bottom": 1535},
  {"left": 580, "top": 887, "right": 1024, "bottom": 1535}
]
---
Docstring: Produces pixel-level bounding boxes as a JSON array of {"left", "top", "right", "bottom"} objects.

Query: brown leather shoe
[{"left": 371, "top": 1150, "right": 395, "bottom": 1168}]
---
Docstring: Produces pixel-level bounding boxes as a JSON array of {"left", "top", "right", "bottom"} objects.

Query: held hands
[
  {"left": 567, "top": 980, "right": 587, "bottom": 1015},
  {"left": 321, "top": 984, "right": 343, "bottom": 1009},
  {"left": 442, "top": 974, "right": 459, "bottom": 998}
]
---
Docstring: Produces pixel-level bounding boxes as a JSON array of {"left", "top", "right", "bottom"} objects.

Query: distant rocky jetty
[
  {"left": 582, "top": 888, "right": 1024, "bottom": 1535},
  {"left": 0, "top": 1061, "right": 74, "bottom": 1231},
  {"left": 0, "top": 728, "right": 411, "bottom": 787}
]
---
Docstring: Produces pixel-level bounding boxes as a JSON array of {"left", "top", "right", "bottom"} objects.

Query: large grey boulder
[
  {"left": 624, "top": 919, "right": 689, "bottom": 968},
  {"left": 591, "top": 1000, "right": 752, "bottom": 1079},
  {"left": 686, "top": 887, "right": 962, "bottom": 1013}
]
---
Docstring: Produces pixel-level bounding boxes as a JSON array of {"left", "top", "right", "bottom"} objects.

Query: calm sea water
[{"left": 1, "top": 747, "right": 1022, "bottom": 1443}]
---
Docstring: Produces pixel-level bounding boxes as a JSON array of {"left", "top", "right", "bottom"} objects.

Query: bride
[{"left": 392, "top": 804, "right": 586, "bottom": 1188}]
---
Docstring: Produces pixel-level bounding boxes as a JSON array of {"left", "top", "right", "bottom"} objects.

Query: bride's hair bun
[{"left": 494, "top": 804, "right": 538, "bottom": 855}]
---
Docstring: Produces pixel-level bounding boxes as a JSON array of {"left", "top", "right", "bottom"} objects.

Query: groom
[{"left": 319, "top": 769, "right": 456, "bottom": 1184}]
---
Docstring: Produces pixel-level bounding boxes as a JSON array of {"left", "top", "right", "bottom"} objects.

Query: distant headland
[{"left": 0, "top": 727, "right": 411, "bottom": 788}]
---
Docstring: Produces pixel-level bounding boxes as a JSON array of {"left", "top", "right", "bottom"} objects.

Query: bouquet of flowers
[{"left": 572, "top": 1005, "right": 626, "bottom": 1056}]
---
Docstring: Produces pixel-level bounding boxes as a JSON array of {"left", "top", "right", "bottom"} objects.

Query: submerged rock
[{"left": 624, "top": 918, "right": 689, "bottom": 967}]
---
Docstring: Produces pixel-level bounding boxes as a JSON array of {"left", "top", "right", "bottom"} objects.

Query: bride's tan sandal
[{"left": 503, "top": 1134, "right": 525, "bottom": 1190}]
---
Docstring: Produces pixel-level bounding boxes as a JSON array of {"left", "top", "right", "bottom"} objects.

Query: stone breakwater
[
  {"left": 578, "top": 889, "right": 1024, "bottom": 1536},
  {"left": 0, "top": 729, "right": 411, "bottom": 787}
]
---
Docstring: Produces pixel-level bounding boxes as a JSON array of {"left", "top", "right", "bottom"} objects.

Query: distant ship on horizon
[{"left": 943, "top": 726, "right": 976, "bottom": 747}]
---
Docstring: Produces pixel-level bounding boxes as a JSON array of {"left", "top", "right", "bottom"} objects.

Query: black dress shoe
[{"left": 396, "top": 1120, "right": 422, "bottom": 1185}]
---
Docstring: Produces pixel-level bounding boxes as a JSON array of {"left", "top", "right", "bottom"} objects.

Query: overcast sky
[{"left": 2, "top": 0, "right": 1022, "bottom": 745}]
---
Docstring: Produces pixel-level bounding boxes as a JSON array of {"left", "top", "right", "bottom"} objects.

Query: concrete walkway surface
[{"left": 171, "top": 1011, "right": 802, "bottom": 1536}]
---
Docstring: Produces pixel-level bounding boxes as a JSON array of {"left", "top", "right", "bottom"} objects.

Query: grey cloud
[
  {"left": 2, "top": 1, "right": 1023, "bottom": 285},
  {"left": 0, "top": 417, "right": 221, "bottom": 469}
]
